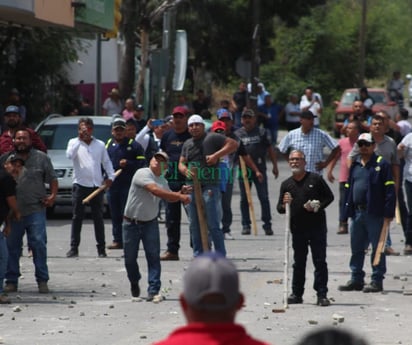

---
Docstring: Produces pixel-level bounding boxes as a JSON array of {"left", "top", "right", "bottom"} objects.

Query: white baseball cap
[{"left": 188, "top": 114, "right": 205, "bottom": 126}]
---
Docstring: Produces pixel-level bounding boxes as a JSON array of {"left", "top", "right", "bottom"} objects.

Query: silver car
[{"left": 36, "top": 115, "right": 113, "bottom": 214}]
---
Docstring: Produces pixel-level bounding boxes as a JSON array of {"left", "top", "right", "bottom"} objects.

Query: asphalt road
[{"left": 1, "top": 153, "right": 411, "bottom": 345}]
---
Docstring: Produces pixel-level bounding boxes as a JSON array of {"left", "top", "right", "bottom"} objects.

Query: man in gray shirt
[
  {"left": 123, "top": 152, "right": 191, "bottom": 301},
  {"left": 1, "top": 128, "right": 57, "bottom": 294}
]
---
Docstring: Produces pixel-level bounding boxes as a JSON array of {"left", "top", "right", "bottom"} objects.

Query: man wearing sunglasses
[
  {"left": 339, "top": 133, "right": 396, "bottom": 293},
  {"left": 348, "top": 114, "right": 400, "bottom": 256}
]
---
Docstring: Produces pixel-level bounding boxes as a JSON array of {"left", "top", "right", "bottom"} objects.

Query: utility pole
[
  {"left": 359, "top": 0, "right": 367, "bottom": 85},
  {"left": 94, "top": 33, "right": 102, "bottom": 114},
  {"left": 249, "top": 0, "right": 260, "bottom": 110}
]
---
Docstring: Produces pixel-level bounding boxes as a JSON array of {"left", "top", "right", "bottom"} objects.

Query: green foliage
[
  {"left": 261, "top": 0, "right": 412, "bottom": 110},
  {"left": 176, "top": 0, "right": 326, "bottom": 83},
  {"left": 0, "top": 27, "right": 83, "bottom": 124}
]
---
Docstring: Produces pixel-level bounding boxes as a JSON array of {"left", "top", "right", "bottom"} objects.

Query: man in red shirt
[
  {"left": 153, "top": 253, "right": 269, "bottom": 345},
  {"left": 0, "top": 105, "right": 46, "bottom": 155}
]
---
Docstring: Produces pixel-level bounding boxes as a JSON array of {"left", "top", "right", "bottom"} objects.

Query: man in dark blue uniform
[
  {"left": 339, "top": 133, "right": 396, "bottom": 293},
  {"left": 106, "top": 118, "right": 145, "bottom": 249},
  {"left": 159, "top": 106, "right": 191, "bottom": 261}
]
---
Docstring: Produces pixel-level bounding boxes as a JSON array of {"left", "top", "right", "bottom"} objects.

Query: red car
[{"left": 334, "top": 88, "right": 398, "bottom": 137}]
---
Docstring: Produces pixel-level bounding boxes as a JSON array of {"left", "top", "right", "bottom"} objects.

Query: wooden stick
[
  {"left": 283, "top": 202, "right": 291, "bottom": 310},
  {"left": 373, "top": 218, "right": 390, "bottom": 266},
  {"left": 82, "top": 169, "right": 122, "bottom": 204},
  {"left": 239, "top": 156, "right": 258, "bottom": 236},
  {"left": 191, "top": 167, "right": 209, "bottom": 252},
  {"left": 395, "top": 202, "right": 401, "bottom": 225}
]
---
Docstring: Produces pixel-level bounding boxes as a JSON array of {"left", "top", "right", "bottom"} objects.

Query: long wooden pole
[
  {"left": 82, "top": 169, "right": 122, "bottom": 204},
  {"left": 373, "top": 218, "right": 390, "bottom": 266},
  {"left": 191, "top": 167, "right": 209, "bottom": 251},
  {"left": 283, "top": 203, "right": 290, "bottom": 309},
  {"left": 239, "top": 156, "right": 258, "bottom": 235}
]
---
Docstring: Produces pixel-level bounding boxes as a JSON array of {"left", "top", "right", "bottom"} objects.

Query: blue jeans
[
  {"left": 122, "top": 219, "right": 161, "bottom": 295},
  {"left": 349, "top": 211, "right": 386, "bottom": 284},
  {"left": 187, "top": 184, "right": 226, "bottom": 257},
  {"left": 70, "top": 184, "right": 105, "bottom": 249},
  {"left": 106, "top": 185, "right": 129, "bottom": 244},
  {"left": 6, "top": 210, "right": 49, "bottom": 285},
  {"left": 0, "top": 230, "right": 8, "bottom": 293},
  {"left": 238, "top": 169, "right": 272, "bottom": 230}
]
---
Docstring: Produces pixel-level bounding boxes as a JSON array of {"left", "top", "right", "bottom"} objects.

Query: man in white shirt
[
  {"left": 66, "top": 117, "right": 115, "bottom": 258},
  {"left": 300, "top": 87, "right": 322, "bottom": 127}
]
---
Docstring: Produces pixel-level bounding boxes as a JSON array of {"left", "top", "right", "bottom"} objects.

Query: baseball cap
[
  {"left": 211, "top": 120, "right": 226, "bottom": 133},
  {"left": 357, "top": 133, "right": 374, "bottom": 143},
  {"left": 241, "top": 109, "right": 255, "bottom": 117},
  {"left": 154, "top": 151, "right": 169, "bottom": 162},
  {"left": 217, "top": 108, "right": 233, "bottom": 120},
  {"left": 6, "top": 153, "right": 25, "bottom": 165},
  {"left": 300, "top": 110, "right": 317, "bottom": 119},
  {"left": 172, "top": 106, "right": 188, "bottom": 116},
  {"left": 188, "top": 114, "right": 205, "bottom": 126},
  {"left": 183, "top": 252, "right": 241, "bottom": 311},
  {"left": 136, "top": 104, "right": 144, "bottom": 111},
  {"left": 4, "top": 105, "right": 20, "bottom": 115},
  {"left": 112, "top": 118, "right": 126, "bottom": 129}
]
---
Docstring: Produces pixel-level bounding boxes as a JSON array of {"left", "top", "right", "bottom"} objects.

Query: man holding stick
[
  {"left": 338, "top": 133, "right": 396, "bottom": 293},
  {"left": 277, "top": 150, "right": 334, "bottom": 306},
  {"left": 235, "top": 109, "right": 278, "bottom": 235},
  {"left": 66, "top": 117, "right": 115, "bottom": 258},
  {"left": 179, "top": 115, "right": 238, "bottom": 257},
  {"left": 123, "top": 152, "right": 191, "bottom": 300}
]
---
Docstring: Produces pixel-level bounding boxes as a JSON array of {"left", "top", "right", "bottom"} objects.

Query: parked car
[
  {"left": 334, "top": 88, "right": 398, "bottom": 137},
  {"left": 35, "top": 115, "right": 113, "bottom": 214}
]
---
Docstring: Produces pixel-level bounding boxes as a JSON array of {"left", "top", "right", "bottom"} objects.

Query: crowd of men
[{"left": 0, "top": 83, "right": 409, "bottom": 342}]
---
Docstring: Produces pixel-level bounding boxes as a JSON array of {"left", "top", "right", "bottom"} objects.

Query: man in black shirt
[
  {"left": 235, "top": 109, "right": 278, "bottom": 235},
  {"left": 0, "top": 163, "right": 19, "bottom": 304},
  {"left": 179, "top": 115, "right": 238, "bottom": 257},
  {"left": 159, "top": 106, "right": 192, "bottom": 261},
  {"left": 277, "top": 149, "right": 334, "bottom": 307}
]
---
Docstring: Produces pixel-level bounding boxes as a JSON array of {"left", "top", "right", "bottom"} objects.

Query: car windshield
[
  {"left": 340, "top": 90, "right": 386, "bottom": 106},
  {"left": 38, "top": 124, "right": 112, "bottom": 150},
  {"left": 369, "top": 91, "right": 386, "bottom": 104}
]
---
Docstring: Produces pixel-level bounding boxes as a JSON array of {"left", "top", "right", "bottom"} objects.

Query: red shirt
[
  {"left": 152, "top": 323, "right": 270, "bottom": 345},
  {"left": 0, "top": 128, "right": 47, "bottom": 155}
]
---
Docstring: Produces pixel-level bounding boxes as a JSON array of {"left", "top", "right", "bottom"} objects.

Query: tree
[
  {"left": 118, "top": 0, "right": 185, "bottom": 104},
  {"left": 0, "top": 26, "right": 83, "bottom": 123},
  {"left": 262, "top": 0, "right": 412, "bottom": 108}
]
